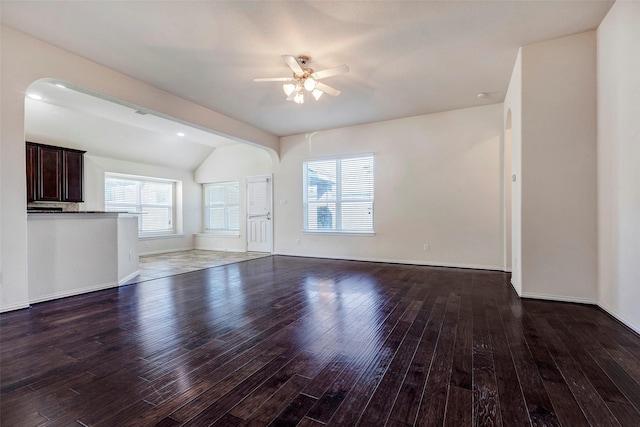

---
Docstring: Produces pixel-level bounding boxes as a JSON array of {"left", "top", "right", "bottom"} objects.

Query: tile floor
[{"left": 125, "top": 249, "right": 271, "bottom": 284}]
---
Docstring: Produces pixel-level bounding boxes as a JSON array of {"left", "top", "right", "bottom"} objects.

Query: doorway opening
[{"left": 246, "top": 175, "right": 273, "bottom": 253}]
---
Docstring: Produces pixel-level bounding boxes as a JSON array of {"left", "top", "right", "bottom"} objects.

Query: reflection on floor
[{"left": 126, "top": 249, "right": 270, "bottom": 284}]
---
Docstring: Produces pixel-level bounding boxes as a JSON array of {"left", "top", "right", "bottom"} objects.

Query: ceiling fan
[{"left": 254, "top": 55, "right": 349, "bottom": 104}]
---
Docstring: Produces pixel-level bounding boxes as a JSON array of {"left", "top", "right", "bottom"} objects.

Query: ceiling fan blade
[
  {"left": 315, "top": 82, "right": 341, "bottom": 96},
  {"left": 282, "top": 55, "right": 304, "bottom": 74},
  {"left": 253, "top": 77, "right": 295, "bottom": 82},
  {"left": 312, "top": 64, "right": 349, "bottom": 80}
]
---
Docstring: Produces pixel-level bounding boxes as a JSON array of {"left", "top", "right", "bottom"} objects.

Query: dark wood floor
[{"left": 2, "top": 256, "right": 640, "bottom": 426}]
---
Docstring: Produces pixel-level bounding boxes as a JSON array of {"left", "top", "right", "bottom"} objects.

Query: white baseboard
[
  {"left": 273, "top": 252, "right": 505, "bottom": 272},
  {"left": 0, "top": 302, "right": 30, "bottom": 313},
  {"left": 118, "top": 270, "right": 140, "bottom": 286},
  {"left": 509, "top": 278, "right": 522, "bottom": 297},
  {"left": 196, "top": 248, "right": 246, "bottom": 253},
  {"left": 597, "top": 302, "right": 640, "bottom": 335},
  {"left": 28, "top": 281, "right": 120, "bottom": 305},
  {"left": 520, "top": 292, "right": 597, "bottom": 305},
  {"left": 195, "top": 233, "right": 241, "bottom": 239}
]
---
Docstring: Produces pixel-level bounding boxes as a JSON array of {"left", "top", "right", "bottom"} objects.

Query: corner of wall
[
  {"left": 504, "top": 48, "right": 523, "bottom": 297},
  {"left": 519, "top": 30, "right": 598, "bottom": 302},
  {"left": 595, "top": 0, "right": 640, "bottom": 334}
]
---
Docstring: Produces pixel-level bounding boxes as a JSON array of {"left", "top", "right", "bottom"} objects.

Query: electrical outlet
[{"left": 423, "top": 243, "right": 429, "bottom": 251}]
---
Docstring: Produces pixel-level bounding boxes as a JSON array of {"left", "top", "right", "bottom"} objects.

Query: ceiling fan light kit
[
  {"left": 303, "top": 77, "right": 316, "bottom": 91},
  {"left": 283, "top": 83, "right": 296, "bottom": 96},
  {"left": 255, "top": 55, "right": 349, "bottom": 104}
]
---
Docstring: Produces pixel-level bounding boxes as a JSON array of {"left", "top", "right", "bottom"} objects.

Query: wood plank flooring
[{"left": 1, "top": 255, "right": 640, "bottom": 426}]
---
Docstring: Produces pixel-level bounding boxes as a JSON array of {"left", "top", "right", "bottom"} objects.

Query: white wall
[
  {"left": 194, "top": 143, "right": 273, "bottom": 183},
  {"left": 28, "top": 214, "right": 117, "bottom": 303},
  {"left": 194, "top": 144, "right": 273, "bottom": 252},
  {"left": 1, "top": 27, "right": 30, "bottom": 312},
  {"left": 504, "top": 125, "right": 512, "bottom": 273},
  {"left": 519, "top": 31, "right": 598, "bottom": 304},
  {"left": 117, "top": 215, "right": 140, "bottom": 283},
  {"left": 504, "top": 49, "right": 523, "bottom": 295},
  {"left": 28, "top": 213, "right": 138, "bottom": 303},
  {"left": 85, "top": 155, "right": 201, "bottom": 255},
  {"left": 0, "top": 25, "right": 278, "bottom": 312},
  {"left": 597, "top": 1, "right": 640, "bottom": 333},
  {"left": 275, "top": 104, "right": 505, "bottom": 270}
]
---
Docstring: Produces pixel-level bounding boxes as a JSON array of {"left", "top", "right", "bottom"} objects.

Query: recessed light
[
  {"left": 177, "top": 132, "right": 185, "bottom": 137},
  {"left": 27, "top": 93, "right": 44, "bottom": 100},
  {"left": 476, "top": 92, "right": 488, "bottom": 99}
]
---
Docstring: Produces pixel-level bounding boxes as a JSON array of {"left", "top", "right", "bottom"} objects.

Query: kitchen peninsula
[{"left": 27, "top": 211, "right": 139, "bottom": 303}]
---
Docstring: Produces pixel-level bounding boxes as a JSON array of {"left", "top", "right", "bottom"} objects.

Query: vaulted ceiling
[
  {"left": 24, "top": 79, "right": 234, "bottom": 170},
  {"left": 2, "top": 1, "right": 613, "bottom": 168}
]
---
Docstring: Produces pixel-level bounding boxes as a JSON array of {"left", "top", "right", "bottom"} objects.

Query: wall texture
[
  {"left": 597, "top": 1, "right": 640, "bottom": 333},
  {"left": 85, "top": 155, "right": 201, "bottom": 255},
  {"left": 503, "top": 49, "right": 523, "bottom": 295},
  {"left": 194, "top": 144, "right": 273, "bottom": 252},
  {"left": 0, "top": 26, "right": 277, "bottom": 312},
  {"left": 275, "top": 104, "right": 505, "bottom": 270},
  {"left": 520, "top": 31, "right": 598, "bottom": 303},
  {"left": 27, "top": 214, "right": 131, "bottom": 303}
]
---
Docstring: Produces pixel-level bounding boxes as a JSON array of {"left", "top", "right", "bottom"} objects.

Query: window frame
[
  {"left": 203, "top": 181, "right": 241, "bottom": 235},
  {"left": 303, "top": 154, "right": 375, "bottom": 235},
  {"left": 104, "top": 173, "right": 177, "bottom": 237}
]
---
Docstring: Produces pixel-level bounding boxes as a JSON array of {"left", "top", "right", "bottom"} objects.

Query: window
[
  {"left": 303, "top": 155, "right": 374, "bottom": 233},
  {"left": 204, "top": 181, "right": 240, "bottom": 232},
  {"left": 105, "top": 174, "right": 175, "bottom": 235}
]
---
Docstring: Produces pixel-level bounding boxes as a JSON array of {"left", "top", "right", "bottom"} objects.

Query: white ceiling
[
  {"left": 24, "top": 80, "right": 235, "bottom": 170},
  {"left": 3, "top": 1, "right": 613, "bottom": 138}
]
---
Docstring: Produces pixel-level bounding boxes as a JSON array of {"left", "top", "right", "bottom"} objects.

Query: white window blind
[
  {"left": 105, "top": 174, "right": 175, "bottom": 235},
  {"left": 303, "top": 155, "right": 374, "bottom": 233},
  {"left": 204, "top": 181, "right": 240, "bottom": 231}
]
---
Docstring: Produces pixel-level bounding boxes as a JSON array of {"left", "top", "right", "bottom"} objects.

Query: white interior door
[{"left": 246, "top": 175, "right": 272, "bottom": 253}]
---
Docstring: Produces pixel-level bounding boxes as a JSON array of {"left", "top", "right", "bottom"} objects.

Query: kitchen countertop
[
  {"left": 27, "top": 211, "right": 138, "bottom": 218},
  {"left": 27, "top": 210, "right": 110, "bottom": 213}
]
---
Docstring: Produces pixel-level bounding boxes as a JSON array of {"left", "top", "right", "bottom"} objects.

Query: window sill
[
  {"left": 196, "top": 232, "right": 240, "bottom": 238},
  {"left": 303, "top": 230, "right": 375, "bottom": 237},
  {"left": 139, "top": 233, "right": 184, "bottom": 241}
]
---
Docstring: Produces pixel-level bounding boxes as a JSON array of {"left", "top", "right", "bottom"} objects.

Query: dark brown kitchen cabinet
[
  {"left": 37, "top": 145, "right": 63, "bottom": 201},
  {"left": 26, "top": 143, "right": 38, "bottom": 202},
  {"left": 62, "top": 149, "right": 84, "bottom": 202},
  {"left": 26, "top": 142, "right": 86, "bottom": 203}
]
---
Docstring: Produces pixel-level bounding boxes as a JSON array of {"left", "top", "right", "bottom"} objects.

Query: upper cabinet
[
  {"left": 62, "top": 149, "right": 84, "bottom": 202},
  {"left": 26, "top": 142, "right": 86, "bottom": 203},
  {"left": 26, "top": 143, "right": 38, "bottom": 202},
  {"left": 37, "top": 144, "right": 63, "bottom": 201}
]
